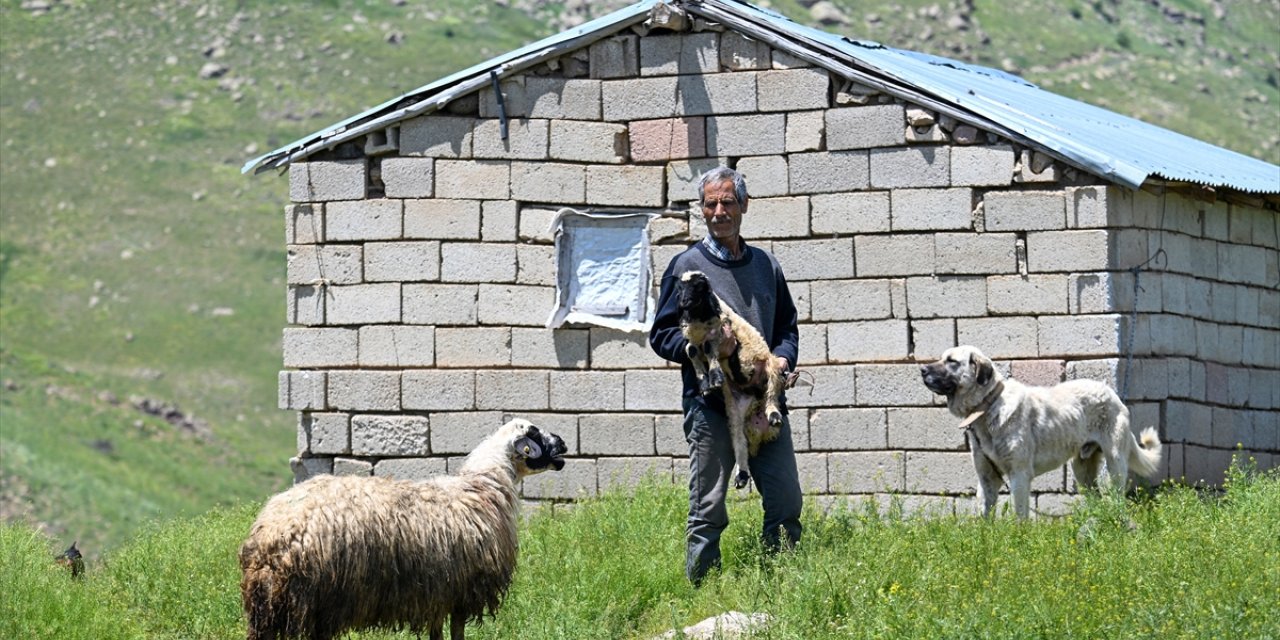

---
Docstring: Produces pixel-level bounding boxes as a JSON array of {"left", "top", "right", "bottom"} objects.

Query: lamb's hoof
[
  {"left": 699, "top": 377, "right": 715, "bottom": 397},
  {"left": 767, "top": 410, "right": 782, "bottom": 427},
  {"left": 734, "top": 469, "right": 750, "bottom": 489},
  {"left": 707, "top": 369, "right": 724, "bottom": 389}
]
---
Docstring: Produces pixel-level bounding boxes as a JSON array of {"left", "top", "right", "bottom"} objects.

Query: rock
[
  {"left": 810, "top": 1, "right": 849, "bottom": 25},
  {"left": 198, "top": 62, "right": 228, "bottom": 79},
  {"left": 655, "top": 612, "right": 772, "bottom": 640}
]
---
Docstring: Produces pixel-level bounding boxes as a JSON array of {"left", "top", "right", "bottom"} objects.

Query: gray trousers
[{"left": 682, "top": 397, "right": 803, "bottom": 584}]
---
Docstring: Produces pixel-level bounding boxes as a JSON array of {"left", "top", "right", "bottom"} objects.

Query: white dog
[{"left": 920, "top": 345, "right": 1162, "bottom": 518}]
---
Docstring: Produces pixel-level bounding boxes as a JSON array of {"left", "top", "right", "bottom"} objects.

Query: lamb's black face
[
  {"left": 676, "top": 270, "right": 719, "bottom": 320},
  {"left": 515, "top": 424, "right": 568, "bottom": 473}
]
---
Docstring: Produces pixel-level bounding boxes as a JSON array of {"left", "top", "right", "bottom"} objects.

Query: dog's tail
[{"left": 1128, "top": 427, "right": 1162, "bottom": 478}]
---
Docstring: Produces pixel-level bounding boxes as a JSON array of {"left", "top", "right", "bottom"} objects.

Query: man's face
[{"left": 700, "top": 179, "right": 745, "bottom": 245}]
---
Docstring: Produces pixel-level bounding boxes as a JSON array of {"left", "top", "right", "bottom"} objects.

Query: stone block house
[{"left": 249, "top": 0, "right": 1280, "bottom": 514}]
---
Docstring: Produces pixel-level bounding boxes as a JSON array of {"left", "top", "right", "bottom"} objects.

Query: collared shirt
[{"left": 701, "top": 234, "right": 742, "bottom": 261}]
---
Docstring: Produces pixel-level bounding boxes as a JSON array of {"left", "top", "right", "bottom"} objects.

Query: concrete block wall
[{"left": 279, "top": 26, "right": 1279, "bottom": 506}]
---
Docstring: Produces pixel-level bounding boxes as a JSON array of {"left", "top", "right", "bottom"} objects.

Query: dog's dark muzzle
[{"left": 920, "top": 364, "right": 955, "bottom": 396}]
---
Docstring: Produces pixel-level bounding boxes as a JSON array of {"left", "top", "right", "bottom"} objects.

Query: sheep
[
  {"left": 239, "top": 418, "right": 567, "bottom": 640},
  {"left": 677, "top": 270, "right": 786, "bottom": 490}
]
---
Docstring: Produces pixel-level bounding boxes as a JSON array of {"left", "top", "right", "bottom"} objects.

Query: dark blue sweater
[{"left": 648, "top": 241, "right": 800, "bottom": 415}]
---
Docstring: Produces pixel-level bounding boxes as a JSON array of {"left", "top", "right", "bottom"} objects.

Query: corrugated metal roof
[{"left": 245, "top": 0, "right": 1280, "bottom": 195}]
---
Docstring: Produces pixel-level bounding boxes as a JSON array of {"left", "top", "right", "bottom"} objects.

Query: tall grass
[{"left": 4, "top": 459, "right": 1276, "bottom": 640}]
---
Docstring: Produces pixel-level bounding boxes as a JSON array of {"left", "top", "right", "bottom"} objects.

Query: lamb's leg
[
  {"left": 686, "top": 342, "right": 715, "bottom": 396},
  {"left": 725, "top": 388, "right": 753, "bottom": 490},
  {"left": 763, "top": 366, "right": 784, "bottom": 428},
  {"left": 702, "top": 334, "right": 725, "bottom": 390}
]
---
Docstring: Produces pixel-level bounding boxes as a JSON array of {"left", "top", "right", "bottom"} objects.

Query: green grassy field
[
  {"left": 2, "top": 0, "right": 1277, "bottom": 558},
  {"left": 3, "top": 461, "right": 1277, "bottom": 640}
]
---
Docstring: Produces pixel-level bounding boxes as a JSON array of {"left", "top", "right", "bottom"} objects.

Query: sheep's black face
[
  {"left": 677, "top": 270, "right": 719, "bottom": 323},
  {"left": 514, "top": 425, "right": 567, "bottom": 474}
]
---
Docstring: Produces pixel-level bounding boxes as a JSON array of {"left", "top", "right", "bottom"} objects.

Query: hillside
[{"left": 1, "top": 0, "right": 1277, "bottom": 555}]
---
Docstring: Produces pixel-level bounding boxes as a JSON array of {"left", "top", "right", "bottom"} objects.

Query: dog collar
[{"left": 958, "top": 380, "right": 1004, "bottom": 430}]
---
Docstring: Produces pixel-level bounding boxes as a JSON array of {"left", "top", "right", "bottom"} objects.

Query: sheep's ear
[{"left": 514, "top": 436, "right": 543, "bottom": 460}]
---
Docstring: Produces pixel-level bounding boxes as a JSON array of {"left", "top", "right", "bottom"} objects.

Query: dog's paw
[{"left": 733, "top": 469, "right": 751, "bottom": 489}]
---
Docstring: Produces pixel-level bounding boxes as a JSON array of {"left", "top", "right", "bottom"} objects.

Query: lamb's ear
[
  {"left": 514, "top": 436, "right": 543, "bottom": 460},
  {"left": 974, "top": 354, "right": 994, "bottom": 386}
]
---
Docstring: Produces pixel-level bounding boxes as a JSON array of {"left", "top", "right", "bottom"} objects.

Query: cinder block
[
  {"left": 905, "top": 276, "right": 988, "bottom": 318},
  {"left": 434, "top": 160, "right": 510, "bottom": 200},
  {"left": 1026, "top": 230, "right": 1110, "bottom": 272},
  {"left": 987, "top": 274, "right": 1067, "bottom": 315},
  {"left": 786, "top": 110, "right": 824, "bottom": 153},
  {"left": 904, "top": 451, "right": 975, "bottom": 494},
  {"left": 758, "top": 68, "right": 829, "bottom": 111},
  {"left": 512, "top": 328, "right": 589, "bottom": 368},
  {"left": 471, "top": 119, "right": 549, "bottom": 161},
  {"left": 549, "top": 120, "right": 627, "bottom": 164},
  {"left": 934, "top": 232, "right": 1017, "bottom": 274},
  {"left": 740, "top": 196, "right": 809, "bottom": 239},
  {"left": 985, "top": 191, "right": 1066, "bottom": 231},
  {"left": 351, "top": 415, "right": 429, "bottom": 456},
  {"left": 1183, "top": 445, "right": 1234, "bottom": 486},
  {"left": 481, "top": 200, "right": 518, "bottom": 243},
  {"left": 326, "top": 199, "right": 402, "bottom": 241},
  {"left": 1067, "top": 272, "right": 1118, "bottom": 314},
  {"left": 795, "top": 452, "right": 828, "bottom": 493},
  {"left": 628, "top": 118, "right": 705, "bottom": 163},
  {"left": 828, "top": 319, "right": 909, "bottom": 362},
  {"left": 328, "top": 371, "right": 400, "bottom": 411},
  {"left": 602, "top": 76, "right": 678, "bottom": 121},
  {"left": 325, "top": 283, "right": 401, "bottom": 325},
  {"left": 523, "top": 458, "right": 597, "bottom": 499},
  {"left": 1037, "top": 314, "right": 1122, "bottom": 357},
  {"left": 829, "top": 451, "right": 904, "bottom": 493},
  {"left": 677, "top": 73, "right": 758, "bottom": 116},
  {"left": 810, "top": 408, "right": 887, "bottom": 450},
  {"left": 434, "top": 327, "right": 511, "bottom": 367},
  {"left": 811, "top": 191, "right": 890, "bottom": 234},
  {"left": 887, "top": 407, "right": 964, "bottom": 450},
  {"left": 771, "top": 49, "right": 811, "bottom": 69},
  {"left": 510, "top": 163, "right": 587, "bottom": 205},
  {"left": 549, "top": 371, "right": 625, "bottom": 410},
  {"left": 402, "top": 199, "right": 481, "bottom": 240},
  {"left": 586, "top": 165, "right": 665, "bottom": 207},
  {"left": 482, "top": 77, "right": 603, "bottom": 120},
  {"left": 786, "top": 364, "right": 856, "bottom": 408},
  {"left": 290, "top": 160, "right": 366, "bottom": 202},
  {"left": 706, "top": 114, "right": 785, "bottom": 156},
  {"left": 478, "top": 284, "right": 554, "bottom": 327},
  {"left": 798, "top": 323, "right": 826, "bottom": 364},
  {"left": 956, "top": 316, "right": 1039, "bottom": 358},
  {"left": 1067, "top": 185, "right": 1114, "bottom": 229},
  {"left": 589, "top": 328, "right": 667, "bottom": 369},
  {"left": 358, "top": 325, "right": 434, "bottom": 367},
  {"left": 475, "top": 370, "right": 549, "bottom": 411},
  {"left": 333, "top": 458, "right": 373, "bottom": 477},
  {"left": 430, "top": 411, "right": 505, "bottom": 455},
  {"left": 719, "top": 31, "right": 770, "bottom": 70},
  {"left": 440, "top": 243, "right": 517, "bottom": 283},
  {"left": 364, "top": 241, "right": 440, "bottom": 282},
  {"left": 399, "top": 115, "right": 475, "bottom": 158},
  {"left": 870, "top": 147, "right": 950, "bottom": 189},
  {"left": 911, "top": 318, "right": 955, "bottom": 360},
  {"left": 641, "top": 32, "right": 717, "bottom": 75},
  {"left": 402, "top": 283, "right": 477, "bottom": 326},
  {"left": 599, "top": 457, "right": 675, "bottom": 491},
  {"left": 301, "top": 412, "right": 350, "bottom": 455},
  {"left": 827, "top": 105, "right": 905, "bottom": 149},
  {"left": 951, "top": 144, "right": 1014, "bottom": 187},
  {"left": 624, "top": 369, "right": 682, "bottom": 411},
  {"left": 380, "top": 158, "right": 433, "bottom": 199},
  {"left": 1219, "top": 242, "right": 1270, "bottom": 287},
  {"left": 655, "top": 413, "right": 685, "bottom": 456},
  {"left": 291, "top": 456, "right": 331, "bottom": 481},
  {"left": 580, "top": 413, "right": 657, "bottom": 455},
  {"left": 287, "top": 244, "right": 362, "bottom": 285},
  {"left": 855, "top": 234, "right": 934, "bottom": 277},
  {"left": 667, "top": 158, "right": 730, "bottom": 203},
  {"left": 856, "top": 363, "right": 937, "bottom": 406},
  {"left": 279, "top": 370, "right": 326, "bottom": 410},
  {"left": 589, "top": 34, "right": 639, "bottom": 79},
  {"left": 286, "top": 203, "right": 323, "bottom": 244},
  {"left": 374, "top": 458, "right": 448, "bottom": 481},
  {"left": 288, "top": 285, "right": 325, "bottom": 326},
  {"left": 402, "top": 370, "right": 474, "bottom": 410},
  {"left": 809, "top": 279, "right": 893, "bottom": 321},
  {"left": 788, "top": 151, "right": 870, "bottom": 194},
  {"left": 890, "top": 188, "right": 973, "bottom": 231},
  {"left": 771, "top": 238, "right": 853, "bottom": 280},
  {"left": 517, "top": 244, "right": 557, "bottom": 286},
  {"left": 736, "top": 156, "right": 788, "bottom": 198}
]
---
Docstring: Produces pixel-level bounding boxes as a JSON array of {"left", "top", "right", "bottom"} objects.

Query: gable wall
[{"left": 278, "top": 26, "right": 1278, "bottom": 514}]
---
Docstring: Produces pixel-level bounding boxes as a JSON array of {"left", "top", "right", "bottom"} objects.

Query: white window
[{"left": 545, "top": 208, "right": 657, "bottom": 331}]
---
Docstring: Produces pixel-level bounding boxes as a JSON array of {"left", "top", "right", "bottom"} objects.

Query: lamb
[
  {"left": 238, "top": 418, "right": 567, "bottom": 640},
  {"left": 676, "top": 269, "right": 786, "bottom": 490}
]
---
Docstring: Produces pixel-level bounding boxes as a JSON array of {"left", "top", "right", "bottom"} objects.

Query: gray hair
[{"left": 697, "top": 166, "right": 749, "bottom": 205}]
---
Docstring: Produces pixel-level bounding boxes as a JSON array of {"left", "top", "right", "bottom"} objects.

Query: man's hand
[{"left": 716, "top": 324, "right": 737, "bottom": 359}]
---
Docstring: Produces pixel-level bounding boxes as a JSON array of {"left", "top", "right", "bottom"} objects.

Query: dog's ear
[{"left": 972, "top": 353, "right": 994, "bottom": 386}]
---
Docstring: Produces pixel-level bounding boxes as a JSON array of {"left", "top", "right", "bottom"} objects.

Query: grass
[{"left": 3, "top": 458, "right": 1276, "bottom": 640}]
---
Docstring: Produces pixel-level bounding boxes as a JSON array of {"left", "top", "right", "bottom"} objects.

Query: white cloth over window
[{"left": 545, "top": 208, "right": 657, "bottom": 332}]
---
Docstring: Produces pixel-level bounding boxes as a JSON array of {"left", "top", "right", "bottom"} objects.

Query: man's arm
[{"left": 648, "top": 260, "right": 690, "bottom": 365}]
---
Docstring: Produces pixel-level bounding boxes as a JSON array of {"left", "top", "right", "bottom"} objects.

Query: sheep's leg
[
  {"left": 726, "top": 387, "right": 753, "bottom": 490},
  {"left": 703, "top": 335, "right": 725, "bottom": 391},
  {"left": 763, "top": 366, "right": 784, "bottom": 429},
  {"left": 450, "top": 611, "right": 467, "bottom": 640},
  {"left": 686, "top": 342, "right": 717, "bottom": 396},
  {"left": 430, "top": 623, "right": 443, "bottom": 640}
]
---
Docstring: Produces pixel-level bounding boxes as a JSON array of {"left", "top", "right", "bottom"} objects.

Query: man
[{"left": 648, "top": 166, "right": 802, "bottom": 585}]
